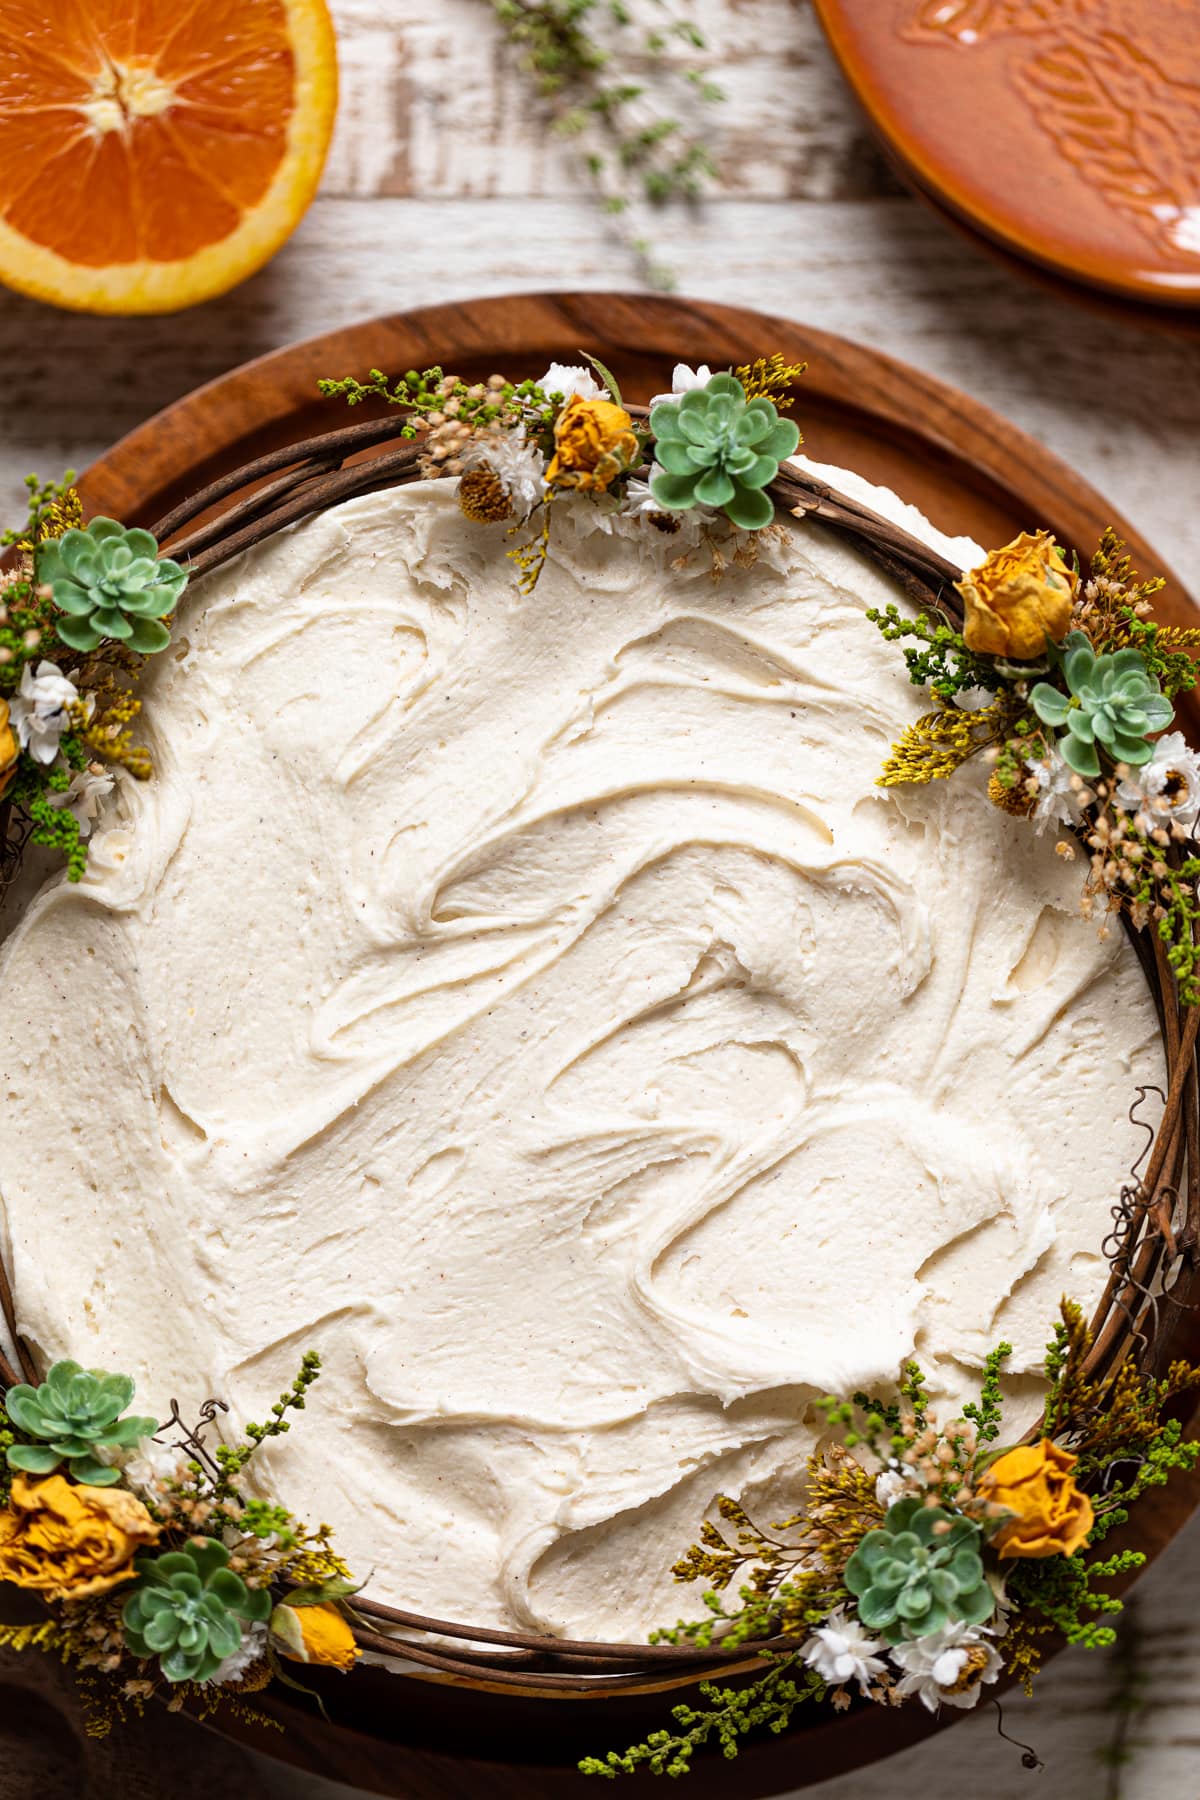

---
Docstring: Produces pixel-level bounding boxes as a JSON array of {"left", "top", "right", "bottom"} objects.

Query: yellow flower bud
[
  {"left": 977, "top": 1439, "right": 1093, "bottom": 1559},
  {"left": 0, "top": 697, "right": 17, "bottom": 798},
  {"left": 957, "top": 530, "right": 1077, "bottom": 661},
  {"left": 273, "top": 1600, "right": 359, "bottom": 1672}
]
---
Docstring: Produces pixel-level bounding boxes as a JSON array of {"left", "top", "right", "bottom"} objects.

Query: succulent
[
  {"left": 122, "top": 1538, "right": 272, "bottom": 1683},
  {"left": 648, "top": 372, "right": 799, "bottom": 532},
  {"left": 38, "top": 517, "right": 187, "bottom": 656},
  {"left": 1030, "top": 631, "right": 1173, "bottom": 778},
  {"left": 843, "top": 1499, "right": 995, "bottom": 1643},
  {"left": 6, "top": 1361, "right": 157, "bottom": 1486}
]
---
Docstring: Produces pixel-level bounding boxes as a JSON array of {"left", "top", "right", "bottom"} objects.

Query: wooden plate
[
  {"left": 812, "top": 0, "right": 1200, "bottom": 311},
  {"left": 75, "top": 292, "right": 1199, "bottom": 1797}
]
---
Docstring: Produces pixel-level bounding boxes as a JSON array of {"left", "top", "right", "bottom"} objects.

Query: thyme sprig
[{"left": 486, "top": 0, "right": 723, "bottom": 288}]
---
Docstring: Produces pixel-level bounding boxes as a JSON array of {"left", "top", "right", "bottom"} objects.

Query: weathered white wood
[
  {"left": 320, "top": 0, "right": 895, "bottom": 202},
  {"left": 2, "top": 197, "right": 1197, "bottom": 579},
  {"left": 1, "top": 0, "right": 1197, "bottom": 1793}
]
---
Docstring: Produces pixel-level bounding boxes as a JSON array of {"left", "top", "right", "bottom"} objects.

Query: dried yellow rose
[
  {"left": 545, "top": 396, "right": 639, "bottom": 493},
  {"left": 977, "top": 1439, "right": 1094, "bottom": 1559},
  {"left": 957, "top": 530, "right": 1077, "bottom": 661},
  {"left": 0, "top": 697, "right": 17, "bottom": 799},
  {"left": 0, "top": 1473, "right": 160, "bottom": 1601}
]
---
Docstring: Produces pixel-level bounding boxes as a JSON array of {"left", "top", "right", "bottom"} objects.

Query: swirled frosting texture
[{"left": 0, "top": 473, "right": 1158, "bottom": 1640}]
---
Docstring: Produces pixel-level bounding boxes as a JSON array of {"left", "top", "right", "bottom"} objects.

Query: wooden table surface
[{"left": 1, "top": 2, "right": 1197, "bottom": 1796}]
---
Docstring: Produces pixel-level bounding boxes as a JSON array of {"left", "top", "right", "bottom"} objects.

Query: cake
[{"left": 0, "top": 458, "right": 1159, "bottom": 1642}]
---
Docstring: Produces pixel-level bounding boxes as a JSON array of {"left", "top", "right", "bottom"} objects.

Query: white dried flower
[
  {"left": 1116, "top": 730, "right": 1200, "bottom": 825},
  {"left": 81, "top": 826, "right": 133, "bottom": 880},
  {"left": 649, "top": 362, "right": 714, "bottom": 409},
  {"left": 875, "top": 1469, "right": 909, "bottom": 1510},
  {"left": 459, "top": 427, "right": 545, "bottom": 519},
  {"left": 1029, "top": 742, "right": 1082, "bottom": 835},
  {"left": 889, "top": 1622, "right": 1002, "bottom": 1712},
  {"left": 209, "top": 1620, "right": 268, "bottom": 1687},
  {"left": 119, "top": 1434, "right": 193, "bottom": 1494},
  {"left": 619, "top": 475, "right": 665, "bottom": 518},
  {"left": 801, "top": 1607, "right": 888, "bottom": 1696},
  {"left": 48, "top": 762, "right": 114, "bottom": 837},
  {"left": 8, "top": 659, "right": 79, "bottom": 765},
  {"left": 536, "top": 363, "right": 608, "bottom": 403}
]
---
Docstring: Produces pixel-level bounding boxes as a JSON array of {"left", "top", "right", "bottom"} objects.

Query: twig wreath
[{"left": 0, "top": 354, "right": 1198, "bottom": 1768}]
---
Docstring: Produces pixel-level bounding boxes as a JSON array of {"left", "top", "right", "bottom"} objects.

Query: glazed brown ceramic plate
[
  {"left": 76, "top": 292, "right": 1199, "bottom": 1799},
  {"left": 813, "top": 0, "right": 1200, "bottom": 309}
]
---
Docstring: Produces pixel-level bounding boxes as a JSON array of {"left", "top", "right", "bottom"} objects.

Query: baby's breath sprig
[
  {"left": 317, "top": 367, "right": 558, "bottom": 478},
  {"left": 486, "top": 0, "right": 723, "bottom": 289}
]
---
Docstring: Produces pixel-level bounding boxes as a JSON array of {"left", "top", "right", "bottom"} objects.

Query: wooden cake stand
[{"left": 75, "top": 292, "right": 1200, "bottom": 1797}]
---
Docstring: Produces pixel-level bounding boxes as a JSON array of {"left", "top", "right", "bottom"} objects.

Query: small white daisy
[
  {"left": 890, "top": 1623, "right": 1002, "bottom": 1712},
  {"left": 1116, "top": 730, "right": 1200, "bottom": 825}
]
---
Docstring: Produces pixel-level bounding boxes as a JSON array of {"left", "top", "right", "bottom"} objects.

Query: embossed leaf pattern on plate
[
  {"left": 1016, "top": 36, "right": 1200, "bottom": 257},
  {"left": 902, "top": 0, "right": 1200, "bottom": 260},
  {"left": 904, "top": 0, "right": 1089, "bottom": 41}
]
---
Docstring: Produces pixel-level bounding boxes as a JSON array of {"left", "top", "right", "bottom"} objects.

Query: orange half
[{"left": 0, "top": 0, "right": 337, "bottom": 314}]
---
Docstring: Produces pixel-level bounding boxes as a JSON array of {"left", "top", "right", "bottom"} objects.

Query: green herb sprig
[
  {"left": 316, "top": 367, "right": 558, "bottom": 438},
  {"left": 214, "top": 1351, "right": 322, "bottom": 1497},
  {"left": 486, "top": 0, "right": 723, "bottom": 289}
]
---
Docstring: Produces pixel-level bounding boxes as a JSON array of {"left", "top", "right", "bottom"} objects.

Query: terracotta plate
[
  {"left": 74, "top": 292, "right": 1199, "bottom": 1798},
  {"left": 812, "top": 0, "right": 1200, "bottom": 309}
]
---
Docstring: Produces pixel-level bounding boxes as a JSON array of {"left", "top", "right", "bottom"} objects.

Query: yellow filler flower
[
  {"left": 957, "top": 529, "right": 1077, "bottom": 661},
  {"left": 977, "top": 1439, "right": 1094, "bottom": 1559}
]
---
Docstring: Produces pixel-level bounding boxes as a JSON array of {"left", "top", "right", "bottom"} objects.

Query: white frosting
[{"left": 0, "top": 473, "right": 1158, "bottom": 1642}]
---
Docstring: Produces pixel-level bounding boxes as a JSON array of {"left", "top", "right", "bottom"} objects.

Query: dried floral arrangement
[
  {"left": 582, "top": 1307, "right": 1200, "bottom": 1776},
  {"left": 0, "top": 478, "right": 174, "bottom": 885},
  {"left": 0, "top": 1349, "right": 361, "bottom": 1733},
  {"left": 1, "top": 353, "right": 1198, "bottom": 1771}
]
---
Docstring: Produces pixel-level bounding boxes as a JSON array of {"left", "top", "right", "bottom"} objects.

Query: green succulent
[
  {"left": 648, "top": 372, "right": 799, "bottom": 532},
  {"left": 38, "top": 517, "right": 187, "bottom": 656},
  {"left": 5, "top": 1361, "right": 157, "bottom": 1486},
  {"left": 1030, "top": 631, "right": 1173, "bottom": 778},
  {"left": 122, "top": 1538, "right": 272, "bottom": 1683},
  {"left": 843, "top": 1498, "right": 994, "bottom": 1643}
]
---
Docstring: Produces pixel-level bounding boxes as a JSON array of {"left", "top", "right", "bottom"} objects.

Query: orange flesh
[{"left": 0, "top": 0, "right": 295, "bottom": 265}]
